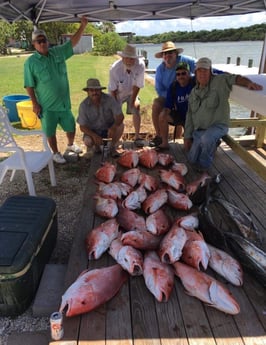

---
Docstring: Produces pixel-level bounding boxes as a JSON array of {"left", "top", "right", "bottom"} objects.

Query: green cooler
[{"left": 0, "top": 196, "right": 58, "bottom": 316}]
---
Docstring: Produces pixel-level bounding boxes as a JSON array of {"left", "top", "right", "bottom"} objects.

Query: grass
[{"left": 0, "top": 53, "right": 157, "bottom": 122}]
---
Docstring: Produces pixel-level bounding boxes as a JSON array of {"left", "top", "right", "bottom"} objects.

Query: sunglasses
[
  {"left": 35, "top": 38, "right": 47, "bottom": 44},
  {"left": 176, "top": 71, "right": 187, "bottom": 76}
]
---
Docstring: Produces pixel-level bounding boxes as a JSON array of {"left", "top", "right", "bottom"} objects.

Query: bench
[{"left": 222, "top": 116, "right": 266, "bottom": 180}]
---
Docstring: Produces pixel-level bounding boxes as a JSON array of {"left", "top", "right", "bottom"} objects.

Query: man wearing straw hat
[
  {"left": 77, "top": 78, "right": 124, "bottom": 157},
  {"left": 149, "top": 41, "right": 196, "bottom": 147},
  {"left": 109, "top": 44, "right": 145, "bottom": 147}
]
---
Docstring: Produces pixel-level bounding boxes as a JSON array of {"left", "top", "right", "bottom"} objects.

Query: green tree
[
  {"left": 96, "top": 21, "right": 116, "bottom": 33},
  {"left": 93, "top": 31, "right": 125, "bottom": 55},
  {"left": 0, "top": 21, "right": 12, "bottom": 54}
]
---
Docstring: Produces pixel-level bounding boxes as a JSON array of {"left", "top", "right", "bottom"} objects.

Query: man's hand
[
  {"left": 80, "top": 16, "right": 88, "bottom": 28},
  {"left": 183, "top": 138, "right": 192, "bottom": 151},
  {"left": 92, "top": 134, "right": 103, "bottom": 146},
  {"left": 247, "top": 81, "right": 263, "bottom": 90},
  {"left": 32, "top": 101, "right": 42, "bottom": 118}
]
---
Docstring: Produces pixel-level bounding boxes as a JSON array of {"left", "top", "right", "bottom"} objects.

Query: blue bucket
[{"left": 2, "top": 94, "right": 30, "bottom": 122}]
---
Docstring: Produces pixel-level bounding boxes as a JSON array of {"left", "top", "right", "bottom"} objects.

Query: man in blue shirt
[
  {"left": 150, "top": 41, "right": 196, "bottom": 147},
  {"left": 157, "top": 62, "right": 195, "bottom": 149}
]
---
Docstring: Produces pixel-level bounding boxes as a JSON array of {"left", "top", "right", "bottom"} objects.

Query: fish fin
[{"left": 208, "top": 281, "right": 219, "bottom": 304}]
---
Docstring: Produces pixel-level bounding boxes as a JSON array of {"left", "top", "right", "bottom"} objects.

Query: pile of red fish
[{"left": 60, "top": 148, "right": 243, "bottom": 317}]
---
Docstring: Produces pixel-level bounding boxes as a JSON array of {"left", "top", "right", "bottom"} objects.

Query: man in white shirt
[{"left": 109, "top": 44, "right": 145, "bottom": 146}]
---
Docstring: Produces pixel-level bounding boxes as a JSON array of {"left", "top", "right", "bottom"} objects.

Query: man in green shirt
[
  {"left": 24, "top": 16, "right": 88, "bottom": 164},
  {"left": 184, "top": 57, "right": 263, "bottom": 172}
]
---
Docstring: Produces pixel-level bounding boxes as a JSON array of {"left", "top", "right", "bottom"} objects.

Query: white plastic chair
[{"left": 0, "top": 105, "right": 56, "bottom": 196}]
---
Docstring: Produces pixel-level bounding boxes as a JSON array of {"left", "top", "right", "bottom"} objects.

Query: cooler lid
[
  {"left": 0, "top": 232, "right": 28, "bottom": 266},
  {"left": 0, "top": 196, "right": 57, "bottom": 275}
]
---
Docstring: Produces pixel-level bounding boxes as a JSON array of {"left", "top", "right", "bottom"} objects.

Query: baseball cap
[
  {"left": 196, "top": 57, "right": 212, "bottom": 70},
  {"left": 32, "top": 29, "right": 47, "bottom": 41}
]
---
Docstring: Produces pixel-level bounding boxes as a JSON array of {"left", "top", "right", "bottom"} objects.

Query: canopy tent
[{"left": 0, "top": 0, "right": 265, "bottom": 24}]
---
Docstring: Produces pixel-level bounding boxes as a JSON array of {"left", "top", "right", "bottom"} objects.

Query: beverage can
[{"left": 50, "top": 311, "right": 64, "bottom": 340}]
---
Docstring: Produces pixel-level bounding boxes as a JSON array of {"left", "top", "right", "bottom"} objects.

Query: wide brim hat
[
  {"left": 195, "top": 57, "right": 212, "bottom": 70},
  {"left": 155, "top": 41, "right": 184, "bottom": 58},
  {"left": 32, "top": 29, "right": 47, "bottom": 41},
  {"left": 83, "top": 78, "right": 106, "bottom": 91},
  {"left": 117, "top": 44, "right": 139, "bottom": 58}
]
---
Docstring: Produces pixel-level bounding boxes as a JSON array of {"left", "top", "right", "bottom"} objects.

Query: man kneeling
[{"left": 77, "top": 78, "right": 124, "bottom": 157}]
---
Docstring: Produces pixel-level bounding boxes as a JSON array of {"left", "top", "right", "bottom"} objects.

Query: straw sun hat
[{"left": 155, "top": 41, "right": 184, "bottom": 58}]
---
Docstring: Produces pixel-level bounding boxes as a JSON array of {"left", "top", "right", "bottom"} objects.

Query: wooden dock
[{"left": 50, "top": 140, "right": 266, "bottom": 345}]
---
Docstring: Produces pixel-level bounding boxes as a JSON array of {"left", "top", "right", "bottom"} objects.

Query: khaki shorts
[{"left": 122, "top": 95, "right": 140, "bottom": 115}]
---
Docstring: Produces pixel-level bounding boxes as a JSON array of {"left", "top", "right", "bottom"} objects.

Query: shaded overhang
[{"left": 0, "top": 0, "right": 265, "bottom": 24}]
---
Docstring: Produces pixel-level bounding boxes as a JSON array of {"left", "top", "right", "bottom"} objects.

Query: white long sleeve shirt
[{"left": 108, "top": 58, "right": 145, "bottom": 103}]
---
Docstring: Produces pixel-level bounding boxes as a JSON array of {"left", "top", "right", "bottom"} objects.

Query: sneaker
[
  {"left": 67, "top": 143, "right": 83, "bottom": 154},
  {"left": 53, "top": 152, "right": 66, "bottom": 164},
  {"left": 134, "top": 138, "right": 145, "bottom": 148}
]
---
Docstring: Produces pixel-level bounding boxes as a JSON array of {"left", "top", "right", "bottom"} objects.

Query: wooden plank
[
  {"left": 220, "top": 143, "right": 266, "bottom": 191},
  {"left": 51, "top": 142, "right": 266, "bottom": 345},
  {"left": 77, "top": 255, "right": 109, "bottom": 345},
  {"left": 222, "top": 135, "right": 266, "bottom": 180},
  {"left": 52, "top": 153, "right": 105, "bottom": 345},
  {"left": 213, "top": 146, "right": 266, "bottom": 228},
  {"left": 171, "top": 143, "right": 266, "bottom": 343},
  {"left": 106, "top": 281, "right": 133, "bottom": 345},
  {"left": 244, "top": 149, "right": 266, "bottom": 166},
  {"left": 154, "top": 289, "right": 189, "bottom": 345},
  {"left": 228, "top": 116, "right": 266, "bottom": 149},
  {"left": 256, "top": 115, "right": 266, "bottom": 147},
  {"left": 230, "top": 285, "right": 266, "bottom": 345},
  {"left": 130, "top": 276, "right": 161, "bottom": 345},
  {"left": 241, "top": 273, "right": 266, "bottom": 329},
  {"left": 174, "top": 280, "right": 216, "bottom": 345},
  {"left": 229, "top": 118, "right": 266, "bottom": 127}
]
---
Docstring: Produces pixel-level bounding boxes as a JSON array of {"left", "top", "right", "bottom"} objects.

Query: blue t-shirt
[
  {"left": 165, "top": 78, "right": 195, "bottom": 124},
  {"left": 155, "top": 55, "right": 196, "bottom": 98}
]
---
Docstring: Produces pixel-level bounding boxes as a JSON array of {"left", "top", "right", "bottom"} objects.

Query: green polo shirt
[
  {"left": 184, "top": 73, "right": 237, "bottom": 139},
  {"left": 24, "top": 40, "right": 73, "bottom": 112}
]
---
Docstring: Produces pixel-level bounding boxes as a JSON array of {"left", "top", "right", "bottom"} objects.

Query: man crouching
[{"left": 77, "top": 78, "right": 124, "bottom": 157}]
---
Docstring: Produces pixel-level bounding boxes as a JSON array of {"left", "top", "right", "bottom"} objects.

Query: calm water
[
  {"left": 136, "top": 41, "right": 264, "bottom": 135},
  {"left": 136, "top": 41, "right": 264, "bottom": 69}
]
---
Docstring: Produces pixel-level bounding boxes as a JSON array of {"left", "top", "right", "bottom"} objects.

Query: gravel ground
[{"left": 0, "top": 131, "right": 90, "bottom": 345}]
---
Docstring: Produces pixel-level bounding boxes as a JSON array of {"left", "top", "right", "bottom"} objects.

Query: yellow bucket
[{"left": 16, "top": 100, "right": 41, "bottom": 129}]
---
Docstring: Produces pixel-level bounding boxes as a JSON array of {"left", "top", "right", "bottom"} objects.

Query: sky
[{"left": 115, "top": 12, "right": 266, "bottom": 36}]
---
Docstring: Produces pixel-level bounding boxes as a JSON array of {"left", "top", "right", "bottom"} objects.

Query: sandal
[
  {"left": 134, "top": 138, "right": 145, "bottom": 148},
  {"left": 111, "top": 148, "right": 121, "bottom": 158},
  {"left": 149, "top": 136, "right": 162, "bottom": 147}
]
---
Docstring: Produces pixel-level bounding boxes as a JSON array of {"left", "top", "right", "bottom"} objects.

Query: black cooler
[{"left": 0, "top": 195, "right": 57, "bottom": 316}]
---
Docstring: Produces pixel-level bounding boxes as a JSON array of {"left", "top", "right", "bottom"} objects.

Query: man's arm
[
  {"left": 70, "top": 16, "right": 88, "bottom": 47},
  {"left": 131, "top": 85, "right": 140, "bottom": 106},
  {"left": 79, "top": 124, "right": 103, "bottom": 146},
  {"left": 110, "top": 90, "right": 118, "bottom": 101},
  {"left": 25, "top": 86, "right": 41, "bottom": 117},
  {"left": 235, "top": 75, "right": 263, "bottom": 90}
]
